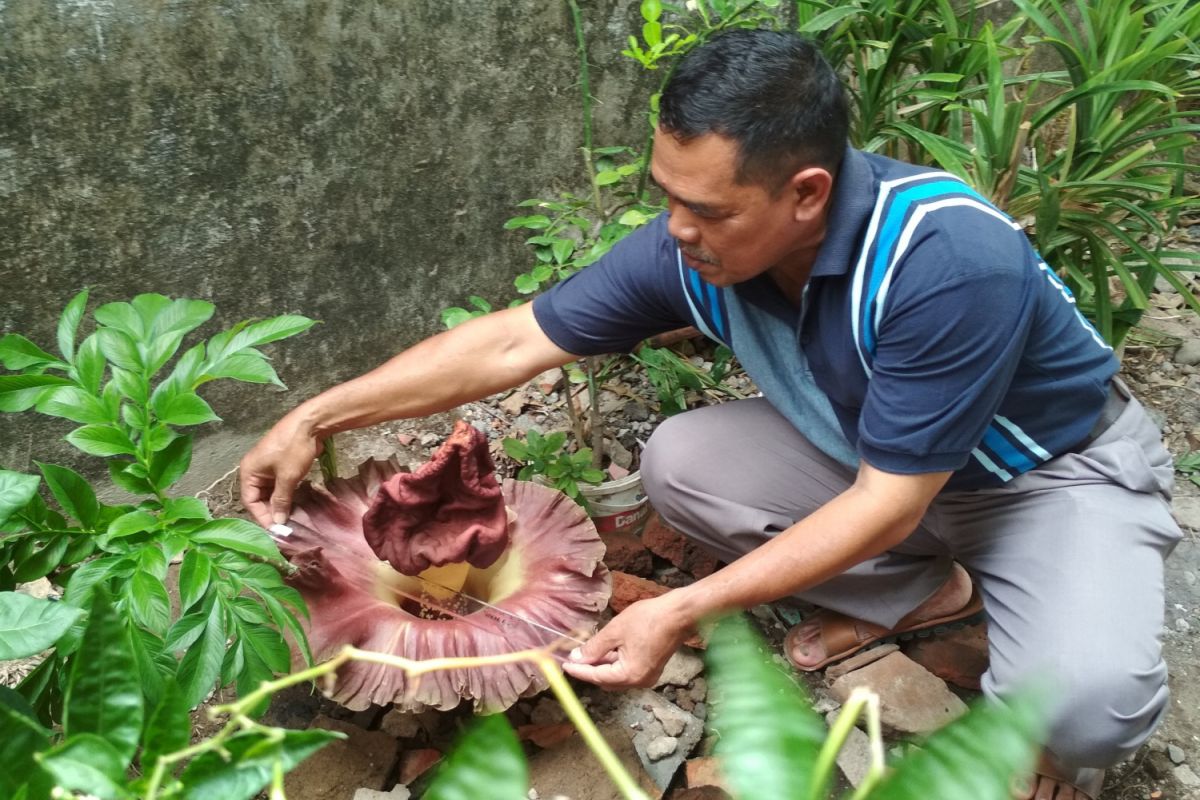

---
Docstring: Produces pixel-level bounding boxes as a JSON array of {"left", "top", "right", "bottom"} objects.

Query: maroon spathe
[{"left": 362, "top": 420, "right": 509, "bottom": 575}]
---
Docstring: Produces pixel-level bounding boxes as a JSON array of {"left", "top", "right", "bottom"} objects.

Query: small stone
[
  {"left": 1174, "top": 340, "right": 1200, "bottom": 367},
  {"left": 1174, "top": 764, "right": 1200, "bottom": 787},
  {"left": 656, "top": 648, "right": 705, "bottom": 688},
  {"left": 1185, "top": 571, "right": 1197, "bottom": 587},
  {"left": 395, "top": 433, "right": 416, "bottom": 446},
  {"left": 692, "top": 702, "right": 707, "bottom": 721},
  {"left": 1168, "top": 743, "right": 1186, "bottom": 764},
  {"left": 688, "top": 678, "right": 708, "bottom": 703},
  {"left": 811, "top": 693, "right": 842, "bottom": 715},
  {"left": 354, "top": 787, "right": 410, "bottom": 800},
  {"left": 1175, "top": 618, "right": 1191, "bottom": 633},
  {"left": 653, "top": 705, "right": 686, "bottom": 737},
  {"left": 829, "top": 652, "right": 968, "bottom": 735},
  {"left": 646, "top": 736, "right": 679, "bottom": 761},
  {"left": 419, "top": 432, "right": 440, "bottom": 446},
  {"left": 825, "top": 644, "right": 900, "bottom": 681}
]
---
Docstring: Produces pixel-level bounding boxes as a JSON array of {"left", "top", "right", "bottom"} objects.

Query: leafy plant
[
  {"left": 1175, "top": 451, "right": 1200, "bottom": 488},
  {"left": 2, "top": 589, "right": 342, "bottom": 800},
  {"left": 439, "top": 296, "right": 494, "bottom": 329},
  {"left": 0, "top": 291, "right": 315, "bottom": 722},
  {"left": 502, "top": 428, "right": 606, "bottom": 505},
  {"left": 632, "top": 344, "right": 740, "bottom": 416}
]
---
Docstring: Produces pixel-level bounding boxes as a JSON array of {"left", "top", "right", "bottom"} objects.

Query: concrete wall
[{"left": 0, "top": 0, "right": 652, "bottom": 488}]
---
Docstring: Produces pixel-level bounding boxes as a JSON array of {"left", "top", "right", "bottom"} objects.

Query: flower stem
[{"left": 810, "top": 686, "right": 886, "bottom": 800}]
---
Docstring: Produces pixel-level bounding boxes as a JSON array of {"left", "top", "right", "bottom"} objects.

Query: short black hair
[{"left": 658, "top": 29, "right": 849, "bottom": 190}]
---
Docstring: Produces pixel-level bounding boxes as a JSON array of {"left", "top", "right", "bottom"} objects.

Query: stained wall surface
[{"left": 0, "top": 0, "right": 650, "bottom": 487}]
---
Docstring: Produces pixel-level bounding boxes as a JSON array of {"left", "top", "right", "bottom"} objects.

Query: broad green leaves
[
  {"left": 424, "top": 715, "right": 528, "bottom": 800},
  {"left": 0, "top": 592, "right": 83, "bottom": 660},
  {"left": 191, "top": 518, "right": 283, "bottom": 562},
  {"left": 63, "top": 590, "right": 143, "bottom": 764},
  {"left": 706, "top": 616, "right": 827, "bottom": 800},
  {"left": 0, "top": 469, "right": 40, "bottom": 527}
]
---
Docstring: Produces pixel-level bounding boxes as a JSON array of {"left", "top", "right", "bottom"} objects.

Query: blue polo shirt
[{"left": 532, "top": 147, "right": 1118, "bottom": 490}]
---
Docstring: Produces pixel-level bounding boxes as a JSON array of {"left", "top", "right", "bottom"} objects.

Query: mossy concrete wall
[{"left": 0, "top": 0, "right": 650, "bottom": 489}]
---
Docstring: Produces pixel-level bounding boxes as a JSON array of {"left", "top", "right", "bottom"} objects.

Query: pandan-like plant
[{"left": 276, "top": 421, "right": 612, "bottom": 712}]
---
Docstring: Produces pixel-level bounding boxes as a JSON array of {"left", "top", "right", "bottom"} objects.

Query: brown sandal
[{"left": 784, "top": 587, "right": 984, "bottom": 672}]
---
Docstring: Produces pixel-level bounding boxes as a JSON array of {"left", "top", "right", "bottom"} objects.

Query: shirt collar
[{"left": 809, "top": 147, "right": 875, "bottom": 278}]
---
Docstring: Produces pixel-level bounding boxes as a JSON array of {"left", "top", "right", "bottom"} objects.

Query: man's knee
[
  {"left": 1021, "top": 662, "right": 1170, "bottom": 767},
  {"left": 641, "top": 412, "right": 711, "bottom": 512}
]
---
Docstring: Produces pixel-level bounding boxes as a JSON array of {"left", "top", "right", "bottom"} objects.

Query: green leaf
[
  {"left": 551, "top": 238, "right": 575, "bottom": 265},
  {"left": 65, "top": 424, "right": 138, "bottom": 457},
  {"left": 153, "top": 298, "right": 216, "bottom": 338},
  {"left": 104, "top": 510, "right": 157, "bottom": 541},
  {"left": 160, "top": 393, "right": 220, "bottom": 425},
  {"left": 12, "top": 535, "right": 70, "bottom": 582},
  {"left": 165, "top": 497, "right": 211, "bottom": 522},
  {"left": 179, "top": 729, "right": 341, "bottom": 800},
  {"left": 504, "top": 214, "right": 552, "bottom": 230},
  {"left": 57, "top": 289, "right": 90, "bottom": 362},
  {"left": 595, "top": 170, "right": 622, "bottom": 186},
  {"left": 640, "top": 0, "right": 661, "bottom": 22},
  {"left": 141, "top": 679, "right": 190, "bottom": 776},
  {"left": 94, "top": 300, "right": 144, "bottom": 337},
  {"left": 166, "top": 607, "right": 210, "bottom": 652},
  {"left": 705, "top": 614, "right": 827, "bottom": 800},
  {"left": 0, "top": 692, "right": 53, "bottom": 799},
  {"left": 617, "top": 209, "right": 651, "bottom": 227},
  {"left": 424, "top": 714, "right": 527, "bottom": 800},
  {"left": 96, "top": 327, "right": 142, "bottom": 371},
  {"left": 236, "top": 314, "right": 317, "bottom": 348},
  {"left": 870, "top": 687, "right": 1046, "bottom": 800},
  {"left": 38, "top": 733, "right": 132, "bottom": 799},
  {"left": 128, "top": 572, "right": 171, "bottom": 634},
  {"left": 74, "top": 333, "right": 107, "bottom": 395},
  {"left": 62, "top": 555, "right": 123, "bottom": 613},
  {"left": 0, "top": 592, "right": 84, "bottom": 659},
  {"left": 111, "top": 365, "right": 148, "bottom": 405},
  {"left": 177, "top": 597, "right": 226, "bottom": 707},
  {"left": 206, "top": 352, "right": 283, "bottom": 386},
  {"left": 37, "top": 462, "right": 100, "bottom": 529},
  {"left": 36, "top": 385, "right": 111, "bottom": 424},
  {"left": 64, "top": 588, "right": 143, "bottom": 765},
  {"left": 108, "top": 460, "right": 156, "bottom": 495},
  {"left": 148, "top": 434, "right": 193, "bottom": 491},
  {"left": 502, "top": 438, "right": 530, "bottom": 461},
  {"left": 0, "top": 470, "right": 40, "bottom": 529},
  {"left": 0, "top": 374, "right": 73, "bottom": 412},
  {"left": 0, "top": 334, "right": 66, "bottom": 371},
  {"left": 191, "top": 518, "right": 282, "bottom": 562}
]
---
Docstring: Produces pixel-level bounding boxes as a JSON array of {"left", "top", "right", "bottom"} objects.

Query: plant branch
[
  {"left": 811, "top": 686, "right": 886, "bottom": 800},
  {"left": 561, "top": 366, "right": 589, "bottom": 450},
  {"left": 586, "top": 356, "right": 605, "bottom": 468},
  {"left": 144, "top": 641, "right": 649, "bottom": 800}
]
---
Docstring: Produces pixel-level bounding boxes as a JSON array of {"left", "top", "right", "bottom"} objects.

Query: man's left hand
[{"left": 562, "top": 595, "right": 693, "bottom": 688}]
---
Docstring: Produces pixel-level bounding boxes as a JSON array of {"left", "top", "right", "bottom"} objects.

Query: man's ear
[{"left": 788, "top": 167, "right": 834, "bottom": 222}]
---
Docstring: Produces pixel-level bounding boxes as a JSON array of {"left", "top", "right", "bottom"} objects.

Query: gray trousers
[{"left": 641, "top": 389, "right": 1182, "bottom": 769}]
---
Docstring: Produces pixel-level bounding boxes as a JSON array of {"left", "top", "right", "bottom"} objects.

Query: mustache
[{"left": 682, "top": 248, "right": 717, "bottom": 265}]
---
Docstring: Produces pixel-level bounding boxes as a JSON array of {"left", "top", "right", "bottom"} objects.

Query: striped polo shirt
[{"left": 532, "top": 147, "right": 1118, "bottom": 490}]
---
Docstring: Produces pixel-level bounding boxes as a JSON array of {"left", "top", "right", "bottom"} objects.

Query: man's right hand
[{"left": 239, "top": 415, "right": 321, "bottom": 528}]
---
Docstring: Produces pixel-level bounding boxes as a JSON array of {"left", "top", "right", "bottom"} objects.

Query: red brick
[
  {"left": 611, "top": 571, "right": 670, "bottom": 612},
  {"left": 398, "top": 748, "right": 442, "bottom": 784},
  {"left": 901, "top": 622, "right": 989, "bottom": 691},
  {"left": 685, "top": 756, "right": 729, "bottom": 791},
  {"left": 642, "top": 512, "right": 722, "bottom": 579},
  {"left": 602, "top": 532, "right": 653, "bottom": 576}
]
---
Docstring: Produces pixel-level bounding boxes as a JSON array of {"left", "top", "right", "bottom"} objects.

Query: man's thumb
[{"left": 270, "top": 490, "right": 294, "bottom": 525}]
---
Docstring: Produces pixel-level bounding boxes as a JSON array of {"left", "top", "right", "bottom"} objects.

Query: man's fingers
[
  {"left": 574, "top": 626, "right": 621, "bottom": 663},
  {"left": 561, "top": 659, "right": 631, "bottom": 687},
  {"left": 269, "top": 483, "right": 297, "bottom": 526}
]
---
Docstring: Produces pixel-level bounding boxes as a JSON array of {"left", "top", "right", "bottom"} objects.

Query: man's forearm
[{"left": 284, "top": 305, "right": 575, "bottom": 438}]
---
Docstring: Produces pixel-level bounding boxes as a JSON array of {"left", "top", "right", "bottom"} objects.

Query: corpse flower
[{"left": 277, "top": 422, "right": 611, "bottom": 712}]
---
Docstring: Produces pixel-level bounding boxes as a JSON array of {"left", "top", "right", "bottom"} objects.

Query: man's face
[{"left": 650, "top": 128, "right": 820, "bottom": 288}]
